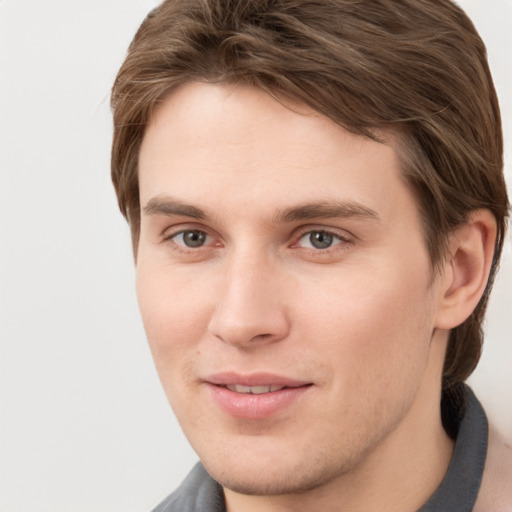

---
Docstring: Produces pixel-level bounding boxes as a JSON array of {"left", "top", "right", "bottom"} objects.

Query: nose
[{"left": 207, "top": 253, "right": 291, "bottom": 348}]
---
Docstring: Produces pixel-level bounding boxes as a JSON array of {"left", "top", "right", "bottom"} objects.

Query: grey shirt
[{"left": 153, "top": 386, "right": 487, "bottom": 512}]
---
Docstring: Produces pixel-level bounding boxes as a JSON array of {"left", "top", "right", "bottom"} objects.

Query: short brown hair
[{"left": 111, "top": 0, "right": 509, "bottom": 390}]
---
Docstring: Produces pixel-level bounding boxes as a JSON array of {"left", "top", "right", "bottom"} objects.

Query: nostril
[
  {"left": 252, "top": 333, "right": 271, "bottom": 340},
  {"left": 207, "top": 295, "right": 290, "bottom": 347}
]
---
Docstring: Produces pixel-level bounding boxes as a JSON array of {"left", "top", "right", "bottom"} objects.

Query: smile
[
  {"left": 205, "top": 373, "right": 313, "bottom": 419},
  {"left": 225, "top": 384, "right": 289, "bottom": 394}
]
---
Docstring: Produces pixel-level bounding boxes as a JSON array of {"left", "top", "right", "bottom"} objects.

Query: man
[{"left": 111, "top": 1, "right": 511, "bottom": 510}]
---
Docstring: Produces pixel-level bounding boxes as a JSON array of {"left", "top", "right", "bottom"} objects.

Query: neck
[{"left": 224, "top": 333, "right": 454, "bottom": 512}]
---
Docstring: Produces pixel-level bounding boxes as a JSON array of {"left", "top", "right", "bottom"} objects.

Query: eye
[
  {"left": 171, "top": 229, "right": 211, "bottom": 248},
  {"left": 296, "top": 230, "right": 345, "bottom": 250}
]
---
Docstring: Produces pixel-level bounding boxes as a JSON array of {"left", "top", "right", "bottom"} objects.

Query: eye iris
[
  {"left": 183, "top": 230, "right": 206, "bottom": 247},
  {"left": 310, "top": 231, "right": 333, "bottom": 249}
]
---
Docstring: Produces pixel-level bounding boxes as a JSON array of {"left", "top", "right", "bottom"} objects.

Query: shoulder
[{"left": 474, "top": 425, "right": 512, "bottom": 512}]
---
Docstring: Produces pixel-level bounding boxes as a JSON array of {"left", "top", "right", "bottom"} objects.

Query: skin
[{"left": 136, "top": 82, "right": 474, "bottom": 512}]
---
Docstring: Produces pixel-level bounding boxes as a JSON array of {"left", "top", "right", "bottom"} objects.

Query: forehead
[{"left": 139, "top": 82, "right": 415, "bottom": 226}]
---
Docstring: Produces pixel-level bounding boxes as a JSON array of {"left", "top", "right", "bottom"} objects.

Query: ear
[{"left": 435, "top": 209, "right": 497, "bottom": 330}]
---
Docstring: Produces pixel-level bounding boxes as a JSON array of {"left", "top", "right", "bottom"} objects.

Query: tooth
[
  {"left": 250, "top": 385, "right": 271, "bottom": 395},
  {"left": 226, "top": 384, "right": 286, "bottom": 394},
  {"left": 235, "top": 384, "right": 253, "bottom": 393},
  {"left": 231, "top": 385, "right": 274, "bottom": 394}
]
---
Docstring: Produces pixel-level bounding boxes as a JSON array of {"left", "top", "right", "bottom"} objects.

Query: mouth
[
  {"left": 224, "top": 384, "right": 293, "bottom": 394},
  {"left": 204, "top": 373, "right": 313, "bottom": 419}
]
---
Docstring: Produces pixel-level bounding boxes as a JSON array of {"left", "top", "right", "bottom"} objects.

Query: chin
[
  {"left": 212, "top": 465, "right": 338, "bottom": 496},
  {"left": 200, "top": 442, "right": 355, "bottom": 497}
]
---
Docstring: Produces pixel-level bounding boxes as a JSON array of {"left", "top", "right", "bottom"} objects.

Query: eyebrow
[
  {"left": 142, "top": 196, "right": 379, "bottom": 223},
  {"left": 143, "top": 196, "right": 208, "bottom": 220},
  {"left": 273, "top": 201, "right": 379, "bottom": 224}
]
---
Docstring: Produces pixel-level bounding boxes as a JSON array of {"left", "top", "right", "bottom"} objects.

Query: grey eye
[
  {"left": 308, "top": 231, "right": 333, "bottom": 249},
  {"left": 297, "top": 230, "right": 341, "bottom": 250},
  {"left": 175, "top": 230, "right": 208, "bottom": 248}
]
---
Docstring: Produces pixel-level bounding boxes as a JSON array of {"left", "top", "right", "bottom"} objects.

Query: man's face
[{"left": 137, "top": 83, "right": 447, "bottom": 495}]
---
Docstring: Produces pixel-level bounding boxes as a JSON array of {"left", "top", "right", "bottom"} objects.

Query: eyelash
[
  {"left": 292, "top": 229, "right": 352, "bottom": 252},
  {"left": 163, "top": 228, "right": 219, "bottom": 254},
  {"left": 162, "top": 226, "right": 354, "bottom": 256}
]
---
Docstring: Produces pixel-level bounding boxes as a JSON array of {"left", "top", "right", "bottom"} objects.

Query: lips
[{"left": 204, "top": 372, "right": 312, "bottom": 419}]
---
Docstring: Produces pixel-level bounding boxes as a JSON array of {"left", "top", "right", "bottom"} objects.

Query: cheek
[
  {"left": 135, "top": 263, "right": 211, "bottom": 368},
  {"left": 135, "top": 265, "right": 216, "bottom": 425},
  {"left": 295, "top": 267, "right": 435, "bottom": 387}
]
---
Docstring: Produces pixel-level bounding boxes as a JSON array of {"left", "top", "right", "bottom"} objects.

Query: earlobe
[{"left": 435, "top": 209, "right": 497, "bottom": 330}]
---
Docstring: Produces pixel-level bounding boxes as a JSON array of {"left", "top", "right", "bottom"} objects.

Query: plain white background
[{"left": 0, "top": 1, "right": 510, "bottom": 511}]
